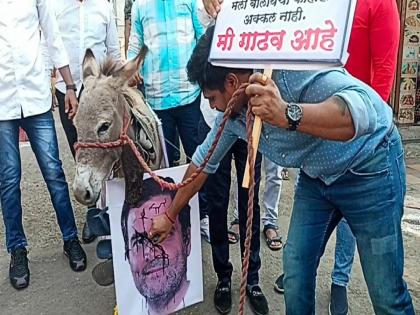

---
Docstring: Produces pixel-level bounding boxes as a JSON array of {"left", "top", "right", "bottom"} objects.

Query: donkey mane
[{"left": 100, "top": 58, "right": 119, "bottom": 77}]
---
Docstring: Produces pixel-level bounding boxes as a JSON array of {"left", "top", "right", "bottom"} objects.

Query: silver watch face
[{"left": 287, "top": 103, "right": 303, "bottom": 122}]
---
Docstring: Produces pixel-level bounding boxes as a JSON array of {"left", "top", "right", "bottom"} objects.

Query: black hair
[
  {"left": 187, "top": 25, "right": 252, "bottom": 92},
  {"left": 121, "top": 176, "right": 191, "bottom": 258}
]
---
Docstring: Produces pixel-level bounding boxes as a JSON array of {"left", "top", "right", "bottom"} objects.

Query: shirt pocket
[{"left": 175, "top": 3, "right": 194, "bottom": 39}]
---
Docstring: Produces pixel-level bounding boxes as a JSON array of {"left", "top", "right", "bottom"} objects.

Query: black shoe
[
  {"left": 64, "top": 238, "right": 87, "bottom": 272},
  {"left": 274, "top": 274, "right": 284, "bottom": 294},
  {"left": 246, "top": 285, "right": 269, "bottom": 315},
  {"left": 214, "top": 281, "right": 232, "bottom": 314},
  {"left": 9, "top": 248, "right": 30, "bottom": 290},
  {"left": 329, "top": 284, "right": 348, "bottom": 315},
  {"left": 82, "top": 221, "right": 96, "bottom": 244}
]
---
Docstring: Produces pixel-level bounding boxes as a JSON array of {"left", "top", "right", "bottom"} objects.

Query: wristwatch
[
  {"left": 66, "top": 84, "right": 77, "bottom": 92},
  {"left": 285, "top": 102, "right": 303, "bottom": 131}
]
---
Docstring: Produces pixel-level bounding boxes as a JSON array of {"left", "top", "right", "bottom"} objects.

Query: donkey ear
[
  {"left": 82, "top": 49, "right": 100, "bottom": 80},
  {"left": 113, "top": 46, "right": 148, "bottom": 86}
]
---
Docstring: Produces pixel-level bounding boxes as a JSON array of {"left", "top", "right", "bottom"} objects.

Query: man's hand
[
  {"left": 65, "top": 89, "right": 79, "bottom": 119},
  {"left": 149, "top": 213, "right": 174, "bottom": 244},
  {"left": 245, "top": 72, "right": 288, "bottom": 128},
  {"left": 128, "top": 72, "right": 143, "bottom": 87},
  {"left": 203, "top": 0, "right": 223, "bottom": 18}
]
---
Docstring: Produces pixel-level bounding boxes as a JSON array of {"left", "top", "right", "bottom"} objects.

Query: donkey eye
[{"left": 98, "top": 122, "right": 111, "bottom": 135}]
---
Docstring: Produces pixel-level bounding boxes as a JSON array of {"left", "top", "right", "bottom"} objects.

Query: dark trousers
[
  {"left": 56, "top": 88, "right": 83, "bottom": 159},
  {"left": 154, "top": 96, "right": 202, "bottom": 167},
  {"left": 207, "top": 132, "right": 262, "bottom": 285}
]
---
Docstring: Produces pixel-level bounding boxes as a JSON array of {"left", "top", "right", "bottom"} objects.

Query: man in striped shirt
[{"left": 127, "top": 0, "right": 205, "bottom": 168}]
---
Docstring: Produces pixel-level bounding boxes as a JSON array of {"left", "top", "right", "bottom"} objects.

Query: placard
[
  {"left": 209, "top": 0, "right": 357, "bottom": 69},
  {"left": 108, "top": 165, "right": 203, "bottom": 315}
]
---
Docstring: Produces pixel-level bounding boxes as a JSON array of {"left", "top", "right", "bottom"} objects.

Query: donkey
[{"left": 72, "top": 49, "right": 163, "bottom": 206}]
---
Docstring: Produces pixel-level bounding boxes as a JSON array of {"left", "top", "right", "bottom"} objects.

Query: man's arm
[
  {"left": 127, "top": 1, "right": 144, "bottom": 61},
  {"left": 247, "top": 71, "right": 378, "bottom": 141},
  {"left": 191, "top": 0, "right": 205, "bottom": 39},
  {"left": 149, "top": 114, "right": 238, "bottom": 242},
  {"left": 37, "top": 0, "right": 78, "bottom": 118},
  {"left": 149, "top": 163, "right": 209, "bottom": 242},
  {"left": 106, "top": 3, "right": 122, "bottom": 63},
  {"left": 370, "top": 0, "right": 400, "bottom": 101},
  {"left": 124, "top": 0, "right": 133, "bottom": 58}
]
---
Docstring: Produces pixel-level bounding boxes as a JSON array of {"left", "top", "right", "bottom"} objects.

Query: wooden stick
[{"left": 242, "top": 68, "right": 273, "bottom": 188}]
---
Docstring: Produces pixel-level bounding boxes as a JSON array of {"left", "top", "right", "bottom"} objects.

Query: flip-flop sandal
[
  {"left": 86, "top": 207, "right": 110, "bottom": 237},
  {"left": 227, "top": 228, "right": 239, "bottom": 244},
  {"left": 92, "top": 259, "right": 114, "bottom": 286},
  {"left": 228, "top": 219, "right": 240, "bottom": 244},
  {"left": 263, "top": 226, "right": 283, "bottom": 251},
  {"left": 96, "top": 236, "right": 112, "bottom": 260},
  {"left": 281, "top": 169, "right": 290, "bottom": 181}
]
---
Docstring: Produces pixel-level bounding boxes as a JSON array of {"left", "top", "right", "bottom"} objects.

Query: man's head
[
  {"left": 121, "top": 177, "right": 191, "bottom": 302},
  {"left": 187, "top": 25, "right": 252, "bottom": 113}
]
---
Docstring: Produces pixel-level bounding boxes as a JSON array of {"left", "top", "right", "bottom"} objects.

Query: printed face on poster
[
  {"left": 107, "top": 165, "right": 203, "bottom": 315},
  {"left": 209, "top": 0, "right": 357, "bottom": 69}
]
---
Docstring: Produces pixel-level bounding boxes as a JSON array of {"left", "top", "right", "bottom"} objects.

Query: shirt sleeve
[
  {"left": 106, "top": 3, "right": 122, "bottom": 63},
  {"left": 191, "top": 0, "right": 205, "bottom": 40},
  {"left": 299, "top": 69, "right": 378, "bottom": 140},
  {"left": 127, "top": 0, "right": 144, "bottom": 61},
  {"left": 192, "top": 114, "right": 238, "bottom": 173},
  {"left": 40, "top": 31, "right": 53, "bottom": 73},
  {"left": 197, "top": 0, "right": 215, "bottom": 28},
  {"left": 36, "top": 0, "right": 69, "bottom": 69},
  {"left": 369, "top": 0, "right": 400, "bottom": 101}
]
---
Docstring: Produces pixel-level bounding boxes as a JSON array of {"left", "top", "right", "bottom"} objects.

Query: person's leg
[
  {"left": 262, "top": 157, "right": 283, "bottom": 250},
  {"left": 330, "top": 218, "right": 356, "bottom": 314},
  {"left": 262, "top": 157, "right": 282, "bottom": 228},
  {"left": 154, "top": 108, "right": 178, "bottom": 167},
  {"left": 207, "top": 149, "right": 233, "bottom": 284},
  {"left": 332, "top": 219, "right": 356, "bottom": 286},
  {"left": 197, "top": 116, "right": 211, "bottom": 242},
  {"left": 175, "top": 96, "right": 202, "bottom": 162},
  {"left": 283, "top": 172, "right": 341, "bottom": 315},
  {"left": 333, "top": 130, "right": 414, "bottom": 314},
  {"left": 56, "top": 90, "right": 78, "bottom": 158},
  {"left": 21, "top": 111, "right": 78, "bottom": 241},
  {"left": 0, "top": 119, "right": 26, "bottom": 252}
]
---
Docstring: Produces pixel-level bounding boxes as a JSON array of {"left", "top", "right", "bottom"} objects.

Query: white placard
[
  {"left": 209, "top": 0, "right": 356, "bottom": 69},
  {"left": 107, "top": 165, "right": 203, "bottom": 315}
]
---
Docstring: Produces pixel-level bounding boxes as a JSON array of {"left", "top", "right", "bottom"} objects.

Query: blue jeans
[
  {"left": 0, "top": 111, "right": 78, "bottom": 252},
  {"left": 154, "top": 96, "right": 202, "bottom": 167},
  {"left": 283, "top": 127, "right": 414, "bottom": 315},
  {"left": 332, "top": 218, "right": 356, "bottom": 287}
]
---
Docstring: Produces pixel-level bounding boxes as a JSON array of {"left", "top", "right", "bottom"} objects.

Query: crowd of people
[{"left": 0, "top": 0, "right": 415, "bottom": 314}]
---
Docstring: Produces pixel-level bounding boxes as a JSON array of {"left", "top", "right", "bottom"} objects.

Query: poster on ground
[
  {"left": 107, "top": 165, "right": 203, "bottom": 315},
  {"left": 209, "top": 0, "right": 357, "bottom": 69}
]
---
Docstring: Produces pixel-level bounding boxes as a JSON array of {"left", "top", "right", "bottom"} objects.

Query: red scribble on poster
[
  {"left": 239, "top": 30, "right": 287, "bottom": 51},
  {"left": 291, "top": 19, "right": 337, "bottom": 51},
  {"left": 217, "top": 27, "right": 236, "bottom": 51}
]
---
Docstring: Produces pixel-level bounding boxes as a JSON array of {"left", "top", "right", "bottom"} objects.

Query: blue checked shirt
[
  {"left": 192, "top": 69, "right": 395, "bottom": 185},
  {"left": 127, "top": 0, "right": 204, "bottom": 110}
]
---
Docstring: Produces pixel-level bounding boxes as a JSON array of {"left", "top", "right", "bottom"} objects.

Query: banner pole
[{"left": 242, "top": 68, "right": 273, "bottom": 188}]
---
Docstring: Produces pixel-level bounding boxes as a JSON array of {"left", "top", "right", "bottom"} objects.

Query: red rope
[{"left": 74, "top": 84, "right": 254, "bottom": 314}]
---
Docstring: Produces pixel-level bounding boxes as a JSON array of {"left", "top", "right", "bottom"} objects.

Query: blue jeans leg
[
  {"left": 331, "top": 218, "right": 356, "bottom": 287},
  {"left": 332, "top": 130, "right": 413, "bottom": 314},
  {"left": 262, "top": 157, "right": 282, "bottom": 229},
  {"left": 0, "top": 119, "right": 27, "bottom": 252},
  {"left": 284, "top": 128, "right": 414, "bottom": 315},
  {"left": 21, "top": 111, "right": 78, "bottom": 242},
  {"left": 283, "top": 173, "right": 341, "bottom": 315}
]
